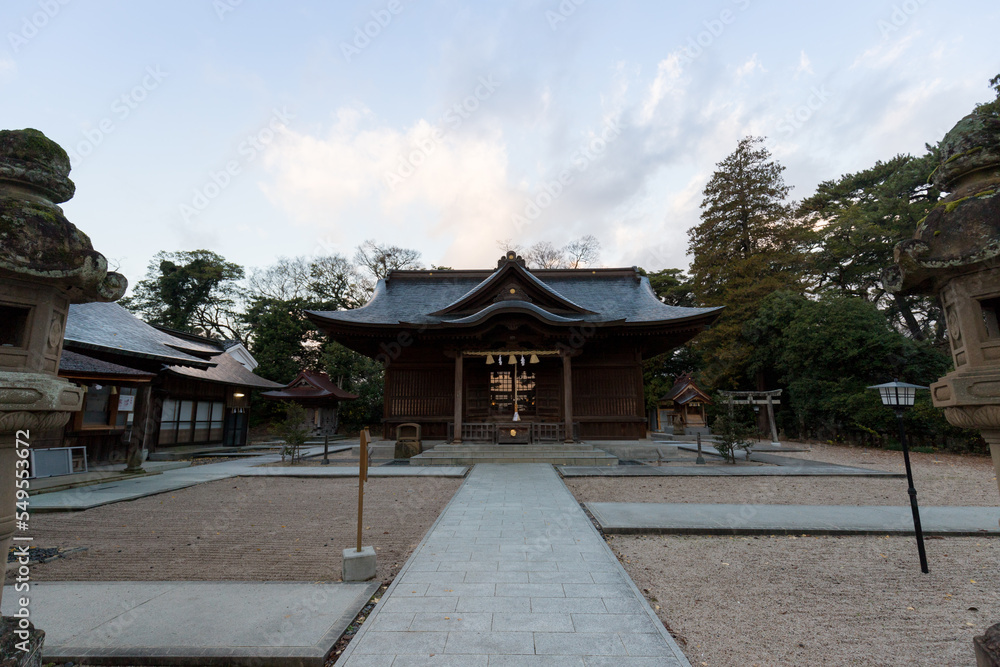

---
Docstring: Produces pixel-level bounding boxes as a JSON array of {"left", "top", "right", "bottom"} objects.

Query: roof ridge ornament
[{"left": 498, "top": 251, "right": 527, "bottom": 269}]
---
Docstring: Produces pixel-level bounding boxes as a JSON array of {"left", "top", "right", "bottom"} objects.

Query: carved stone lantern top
[
  {"left": 887, "top": 112, "right": 1000, "bottom": 296},
  {"left": 0, "top": 128, "right": 126, "bottom": 303}
]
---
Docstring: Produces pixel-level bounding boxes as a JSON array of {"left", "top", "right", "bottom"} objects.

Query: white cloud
[
  {"left": 735, "top": 54, "right": 765, "bottom": 80},
  {"left": 260, "top": 105, "right": 521, "bottom": 268},
  {"left": 0, "top": 55, "right": 16, "bottom": 81},
  {"left": 639, "top": 54, "right": 684, "bottom": 125},
  {"left": 851, "top": 31, "right": 920, "bottom": 70},
  {"left": 795, "top": 50, "right": 814, "bottom": 78}
]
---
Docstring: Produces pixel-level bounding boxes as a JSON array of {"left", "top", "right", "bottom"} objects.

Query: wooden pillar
[
  {"left": 562, "top": 353, "right": 573, "bottom": 443},
  {"left": 453, "top": 351, "right": 463, "bottom": 443},
  {"left": 766, "top": 394, "right": 780, "bottom": 445},
  {"left": 125, "top": 384, "right": 153, "bottom": 472}
]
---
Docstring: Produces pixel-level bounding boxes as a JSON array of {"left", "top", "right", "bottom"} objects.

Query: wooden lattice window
[{"left": 490, "top": 368, "right": 536, "bottom": 417}]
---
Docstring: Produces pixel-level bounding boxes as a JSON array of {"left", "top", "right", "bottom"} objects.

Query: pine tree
[{"left": 687, "top": 136, "right": 806, "bottom": 388}]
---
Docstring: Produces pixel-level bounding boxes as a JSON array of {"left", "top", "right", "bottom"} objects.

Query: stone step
[
  {"left": 429, "top": 444, "right": 602, "bottom": 454},
  {"left": 410, "top": 444, "right": 618, "bottom": 466},
  {"left": 410, "top": 455, "right": 618, "bottom": 466}
]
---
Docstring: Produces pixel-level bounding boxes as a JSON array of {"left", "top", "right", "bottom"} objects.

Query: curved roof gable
[{"left": 430, "top": 251, "right": 594, "bottom": 317}]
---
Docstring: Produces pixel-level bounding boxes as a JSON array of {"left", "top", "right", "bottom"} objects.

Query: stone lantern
[
  {"left": 885, "top": 109, "right": 1000, "bottom": 667},
  {"left": 889, "top": 110, "right": 1000, "bottom": 507},
  {"left": 0, "top": 129, "right": 126, "bottom": 664}
]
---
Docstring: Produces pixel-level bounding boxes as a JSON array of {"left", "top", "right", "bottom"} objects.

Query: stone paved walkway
[
  {"left": 336, "top": 463, "right": 689, "bottom": 666},
  {"left": 587, "top": 502, "right": 1000, "bottom": 536}
]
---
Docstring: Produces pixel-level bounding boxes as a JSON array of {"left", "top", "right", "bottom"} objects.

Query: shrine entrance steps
[{"left": 410, "top": 443, "right": 619, "bottom": 466}]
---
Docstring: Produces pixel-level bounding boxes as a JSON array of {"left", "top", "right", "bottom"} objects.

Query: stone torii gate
[{"left": 717, "top": 389, "right": 782, "bottom": 446}]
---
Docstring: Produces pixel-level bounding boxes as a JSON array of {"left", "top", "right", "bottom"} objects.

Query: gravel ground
[
  {"left": 609, "top": 533, "right": 1000, "bottom": 667},
  {"left": 27, "top": 476, "right": 461, "bottom": 583},
  {"left": 567, "top": 442, "right": 1000, "bottom": 506},
  {"left": 568, "top": 443, "right": 1000, "bottom": 666}
]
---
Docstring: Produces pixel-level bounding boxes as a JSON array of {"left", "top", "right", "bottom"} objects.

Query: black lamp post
[{"left": 868, "top": 379, "right": 929, "bottom": 574}]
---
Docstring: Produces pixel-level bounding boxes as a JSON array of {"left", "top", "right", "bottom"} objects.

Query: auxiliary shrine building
[{"left": 309, "top": 252, "right": 720, "bottom": 443}]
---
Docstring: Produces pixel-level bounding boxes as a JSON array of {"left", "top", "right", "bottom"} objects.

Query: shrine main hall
[{"left": 308, "top": 252, "right": 721, "bottom": 444}]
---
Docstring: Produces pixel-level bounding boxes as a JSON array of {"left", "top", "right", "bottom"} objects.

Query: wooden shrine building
[
  {"left": 261, "top": 370, "right": 358, "bottom": 437},
  {"left": 656, "top": 372, "right": 712, "bottom": 435},
  {"left": 308, "top": 252, "right": 722, "bottom": 443}
]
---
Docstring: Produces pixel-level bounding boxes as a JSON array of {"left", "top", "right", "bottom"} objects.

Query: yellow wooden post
[{"left": 356, "top": 427, "right": 370, "bottom": 552}]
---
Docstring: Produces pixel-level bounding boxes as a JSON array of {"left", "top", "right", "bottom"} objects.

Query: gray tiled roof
[
  {"left": 167, "top": 352, "right": 283, "bottom": 389},
  {"left": 262, "top": 370, "right": 358, "bottom": 401},
  {"left": 58, "top": 349, "right": 155, "bottom": 378},
  {"left": 65, "top": 302, "right": 218, "bottom": 367},
  {"left": 308, "top": 268, "right": 720, "bottom": 327}
]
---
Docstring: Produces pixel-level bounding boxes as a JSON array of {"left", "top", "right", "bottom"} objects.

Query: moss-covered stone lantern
[
  {"left": 0, "top": 128, "right": 126, "bottom": 663},
  {"left": 887, "top": 111, "right": 1000, "bottom": 516}
]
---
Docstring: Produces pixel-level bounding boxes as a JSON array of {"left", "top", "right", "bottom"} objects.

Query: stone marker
[{"left": 342, "top": 545, "right": 377, "bottom": 582}]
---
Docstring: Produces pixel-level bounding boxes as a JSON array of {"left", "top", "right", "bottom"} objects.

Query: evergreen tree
[
  {"left": 120, "top": 250, "right": 245, "bottom": 340},
  {"left": 687, "top": 136, "right": 806, "bottom": 388},
  {"left": 797, "top": 153, "right": 942, "bottom": 342}
]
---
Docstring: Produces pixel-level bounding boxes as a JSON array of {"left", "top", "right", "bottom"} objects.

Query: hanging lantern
[
  {"left": 508, "top": 354, "right": 516, "bottom": 365},
  {"left": 529, "top": 354, "right": 540, "bottom": 364},
  {"left": 486, "top": 354, "right": 495, "bottom": 365},
  {"left": 520, "top": 355, "right": 526, "bottom": 366},
  {"left": 498, "top": 355, "right": 503, "bottom": 365}
]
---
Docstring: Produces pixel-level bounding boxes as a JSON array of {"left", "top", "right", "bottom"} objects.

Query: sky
[{"left": 2, "top": 0, "right": 997, "bottom": 289}]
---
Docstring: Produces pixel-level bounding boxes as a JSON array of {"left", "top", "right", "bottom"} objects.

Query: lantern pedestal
[
  {"left": 975, "top": 623, "right": 1000, "bottom": 667},
  {"left": 930, "top": 369, "right": 1000, "bottom": 525},
  {"left": 0, "top": 618, "right": 44, "bottom": 667}
]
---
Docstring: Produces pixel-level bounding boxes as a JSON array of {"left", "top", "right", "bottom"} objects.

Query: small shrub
[
  {"left": 712, "top": 412, "right": 755, "bottom": 463},
  {"left": 270, "top": 401, "right": 310, "bottom": 464}
]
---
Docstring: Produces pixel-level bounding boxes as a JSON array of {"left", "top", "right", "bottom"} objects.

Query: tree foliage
[
  {"left": 639, "top": 267, "right": 700, "bottom": 409},
  {"left": 797, "top": 153, "right": 942, "bottom": 342},
  {"left": 742, "top": 291, "right": 979, "bottom": 449},
  {"left": 354, "top": 239, "right": 423, "bottom": 295},
  {"left": 323, "top": 341, "right": 384, "bottom": 433},
  {"left": 120, "top": 250, "right": 245, "bottom": 340},
  {"left": 687, "top": 136, "right": 807, "bottom": 387},
  {"left": 975, "top": 73, "right": 1000, "bottom": 116}
]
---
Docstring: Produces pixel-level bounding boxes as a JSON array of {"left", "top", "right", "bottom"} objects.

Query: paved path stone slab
[
  {"left": 1, "top": 580, "right": 379, "bottom": 666},
  {"left": 335, "top": 463, "right": 689, "bottom": 666},
  {"left": 587, "top": 502, "right": 1000, "bottom": 536}
]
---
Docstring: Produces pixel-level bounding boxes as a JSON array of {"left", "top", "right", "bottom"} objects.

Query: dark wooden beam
[
  {"left": 453, "top": 352, "right": 463, "bottom": 443},
  {"left": 562, "top": 353, "right": 573, "bottom": 443}
]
